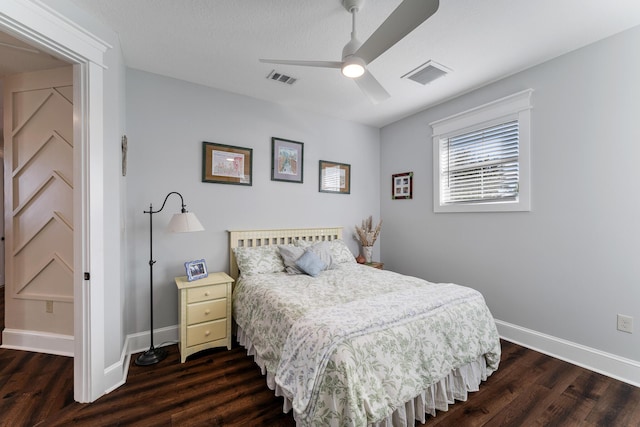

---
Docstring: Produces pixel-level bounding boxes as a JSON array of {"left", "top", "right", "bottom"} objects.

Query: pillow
[
  {"left": 293, "top": 238, "right": 313, "bottom": 248},
  {"left": 278, "top": 244, "right": 306, "bottom": 274},
  {"left": 233, "top": 245, "right": 285, "bottom": 276},
  {"left": 305, "top": 241, "right": 334, "bottom": 269},
  {"left": 295, "top": 249, "right": 327, "bottom": 277},
  {"left": 329, "top": 239, "right": 356, "bottom": 264},
  {"left": 292, "top": 240, "right": 344, "bottom": 268}
]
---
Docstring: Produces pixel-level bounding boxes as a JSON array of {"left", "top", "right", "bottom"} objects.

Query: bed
[{"left": 229, "top": 227, "right": 501, "bottom": 427}]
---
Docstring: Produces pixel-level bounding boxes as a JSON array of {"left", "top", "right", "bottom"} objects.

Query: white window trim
[{"left": 431, "top": 89, "right": 533, "bottom": 213}]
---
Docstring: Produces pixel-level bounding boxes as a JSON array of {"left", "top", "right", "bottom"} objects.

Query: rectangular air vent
[
  {"left": 267, "top": 70, "right": 297, "bottom": 85},
  {"left": 401, "top": 60, "right": 451, "bottom": 86}
]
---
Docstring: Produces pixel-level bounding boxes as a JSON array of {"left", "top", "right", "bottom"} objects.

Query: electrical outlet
[
  {"left": 617, "top": 314, "right": 633, "bottom": 333},
  {"left": 46, "top": 300, "right": 53, "bottom": 313}
]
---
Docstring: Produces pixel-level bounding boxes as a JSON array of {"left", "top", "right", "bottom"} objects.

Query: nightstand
[
  {"left": 365, "top": 262, "right": 384, "bottom": 270},
  {"left": 175, "top": 272, "right": 234, "bottom": 363}
]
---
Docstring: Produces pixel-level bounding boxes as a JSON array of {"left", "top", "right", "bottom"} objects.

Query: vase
[{"left": 362, "top": 246, "right": 373, "bottom": 263}]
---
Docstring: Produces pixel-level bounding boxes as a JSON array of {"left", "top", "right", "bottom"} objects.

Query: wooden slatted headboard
[{"left": 228, "top": 227, "right": 343, "bottom": 280}]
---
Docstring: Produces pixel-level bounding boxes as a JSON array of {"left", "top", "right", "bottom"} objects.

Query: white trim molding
[
  {"left": 431, "top": 89, "right": 533, "bottom": 213},
  {"left": 103, "top": 336, "right": 132, "bottom": 395},
  {"left": 103, "top": 325, "right": 179, "bottom": 395},
  {"left": 0, "top": 0, "right": 110, "bottom": 65},
  {"left": 1, "top": 0, "right": 111, "bottom": 403},
  {"left": 127, "top": 324, "right": 179, "bottom": 356},
  {"left": 496, "top": 319, "right": 640, "bottom": 387},
  {"left": 1, "top": 328, "right": 74, "bottom": 357}
]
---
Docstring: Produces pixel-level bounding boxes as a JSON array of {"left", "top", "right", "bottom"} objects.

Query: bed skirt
[{"left": 236, "top": 325, "right": 493, "bottom": 427}]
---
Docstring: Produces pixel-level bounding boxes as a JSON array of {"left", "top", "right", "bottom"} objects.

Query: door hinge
[{"left": 84, "top": 272, "right": 90, "bottom": 280}]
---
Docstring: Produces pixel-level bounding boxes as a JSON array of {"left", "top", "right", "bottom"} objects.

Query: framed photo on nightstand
[{"left": 185, "top": 259, "right": 208, "bottom": 281}]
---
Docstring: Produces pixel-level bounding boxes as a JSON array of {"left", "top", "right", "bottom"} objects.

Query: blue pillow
[{"left": 295, "top": 249, "right": 327, "bottom": 277}]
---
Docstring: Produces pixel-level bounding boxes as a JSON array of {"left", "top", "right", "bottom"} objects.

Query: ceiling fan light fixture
[
  {"left": 259, "top": 0, "right": 440, "bottom": 102},
  {"left": 341, "top": 56, "right": 365, "bottom": 78}
]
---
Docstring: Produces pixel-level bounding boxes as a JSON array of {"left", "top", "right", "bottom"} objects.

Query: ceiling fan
[{"left": 260, "top": 0, "right": 439, "bottom": 104}]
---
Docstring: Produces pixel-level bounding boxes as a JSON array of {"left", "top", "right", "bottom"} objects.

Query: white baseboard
[
  {"left": 103, "top": 336, "right": 132, "bottom": 395},
  {"left": 126, "top": 324, "right": 179, "bottom": 355},
  {"left": 5, "top": 320, "right": 636, "bottom": 396},
  {"left": 1, "top": 328, "right": 74, "bottom": 357},
  {"left": 102, "top": 325, "right": 179, "bottom": 395},
  {"left": 495, "top": 319, "right": 640, "bottom": 387}
]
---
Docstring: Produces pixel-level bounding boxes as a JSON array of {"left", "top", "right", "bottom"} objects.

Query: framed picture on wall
[
  {"left": 392, "top": 172, "right": 413, "bottom": 199},
  {"left": 202, "top": 141, "right": 253, "bottom": 185},
  {"left": 319, "top": 160, "right": 350, "bottom": 194},
  {"left": 271, "top": 137, "right": 304, "bottom": 183}
]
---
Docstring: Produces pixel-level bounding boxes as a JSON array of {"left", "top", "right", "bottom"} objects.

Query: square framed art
[
  {"left": 392, "top": 171, "right": 413, "bottom": 199},
  {"left": 202, "top": 141, "right": 252, "bottom": 185},
  {"left": 319, "top": 160, "right": 350, "bottom": 194},
  {"left": 271, "top": 137, "right": 304, "bottom": 183}
]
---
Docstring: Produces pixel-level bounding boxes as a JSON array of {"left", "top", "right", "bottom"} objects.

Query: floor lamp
[{"left": 136, "top": 191, "right": 205, "bottom": 366}]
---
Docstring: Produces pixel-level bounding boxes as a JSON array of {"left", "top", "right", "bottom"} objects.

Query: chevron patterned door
[{"left": 3, "top": 66, "right": 74, "bottom": 340}]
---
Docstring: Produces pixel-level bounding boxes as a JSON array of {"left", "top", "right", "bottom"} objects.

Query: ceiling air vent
[
  {"left": 402, "top": 60, "right": 451, "bottom": 86},
  {"left": 267, "top": 70, "right": 297, "bottom": 85}
]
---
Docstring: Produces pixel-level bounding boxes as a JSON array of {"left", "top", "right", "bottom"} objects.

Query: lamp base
[{"left": 135, "top": 346, "right": 167, "bottom": 366}]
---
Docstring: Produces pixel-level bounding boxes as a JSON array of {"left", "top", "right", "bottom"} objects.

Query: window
[
  {"left": 442, "top": 120, "right": 519, "bottom": 204},
  {"left": 431, "top": 90, "right": 532, "bottom": 212}
]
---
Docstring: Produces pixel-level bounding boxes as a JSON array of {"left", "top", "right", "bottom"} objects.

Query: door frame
[{"left": 0, "top": 0, "right": 110, "bottom": 402}]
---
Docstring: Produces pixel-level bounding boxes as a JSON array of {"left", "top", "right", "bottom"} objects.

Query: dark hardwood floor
[{"left": 1, "top": 287, "right": 639, "bottom": 426}]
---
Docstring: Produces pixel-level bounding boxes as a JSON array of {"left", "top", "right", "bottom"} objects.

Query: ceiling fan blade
[
  {"left": 259, "top": 59, "right": 342, "bottom": 69},
  {"left": 354, "top": 70, "right": 390, "bottom": 104},
  {"left": 355, "top": 0, "right": 439, "bottom": 64}
]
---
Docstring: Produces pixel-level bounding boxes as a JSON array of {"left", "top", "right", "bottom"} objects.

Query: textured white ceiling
[{"left": 45, "top": 0, "right": 640, "bottom": 126}]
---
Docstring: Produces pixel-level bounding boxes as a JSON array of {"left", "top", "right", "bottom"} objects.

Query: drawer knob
[
  {"left": 204, "top": 292, "right": 210, "bottom": 297},
  {"left": 205, "top": 330, "right": 210, "bottom": 336},
  {"left": 204, "top": 309, "right": 210, "bottom": 315}
]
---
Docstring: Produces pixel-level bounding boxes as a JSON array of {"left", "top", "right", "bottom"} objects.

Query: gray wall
[
  {"left": 380, "top": 26, "right": 640, "bottom": 362},
  {"left": 125, "top": 70, "right": 381, "bottom": 333}
]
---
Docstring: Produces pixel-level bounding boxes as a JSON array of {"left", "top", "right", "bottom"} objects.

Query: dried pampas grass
[{"left": 354, "top": 216, "right": 382, "bottom": 246}]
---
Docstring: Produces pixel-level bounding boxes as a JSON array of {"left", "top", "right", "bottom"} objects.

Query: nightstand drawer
[
  {"left": 186, "top": 319, "right": 227, "bottom": 347},
  {"left": 187, "top": 284, "right": 226, "bottom": 303},
  {"left": 187, "top": 298, "right": 227, "bottom": 325}
]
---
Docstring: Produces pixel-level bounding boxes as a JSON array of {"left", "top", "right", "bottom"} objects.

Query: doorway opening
[{"left": 0, "top": 1, "right": 110, "bottom": 402}]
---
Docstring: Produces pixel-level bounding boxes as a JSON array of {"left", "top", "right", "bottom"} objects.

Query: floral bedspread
[{"left": 233, "top": 264, "right": 501, "bottom": 426}]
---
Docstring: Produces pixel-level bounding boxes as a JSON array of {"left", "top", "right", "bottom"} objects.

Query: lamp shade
[{"left": 167, "top": 212, "right": 204, "bottom": 233}]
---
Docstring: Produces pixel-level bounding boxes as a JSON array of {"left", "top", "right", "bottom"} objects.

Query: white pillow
[
  {"left": 293, "top": 238, "right": 313, "bottom": 248},
  {"left": 278, "top": 244, "right": 306, "bottom": 274},
  {"left": 291, "top": 240, "right": 337, "bottom": 267},
  {"left": 305, "top": 241, "right": 334, "bottom": 269},
  {"left": 329, "top": 239, "right": 356, "bottom": 264},
  {"left": 233, "top": 245, "right": 285, "bottom": 276}
]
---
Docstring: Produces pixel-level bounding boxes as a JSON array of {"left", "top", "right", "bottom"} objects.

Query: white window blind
[
  {"left": 431, "top": 89, "right": 532, "bottom": 213},
  {"left": 441, "top": 120, "right": 519, "bottom": 204}
]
